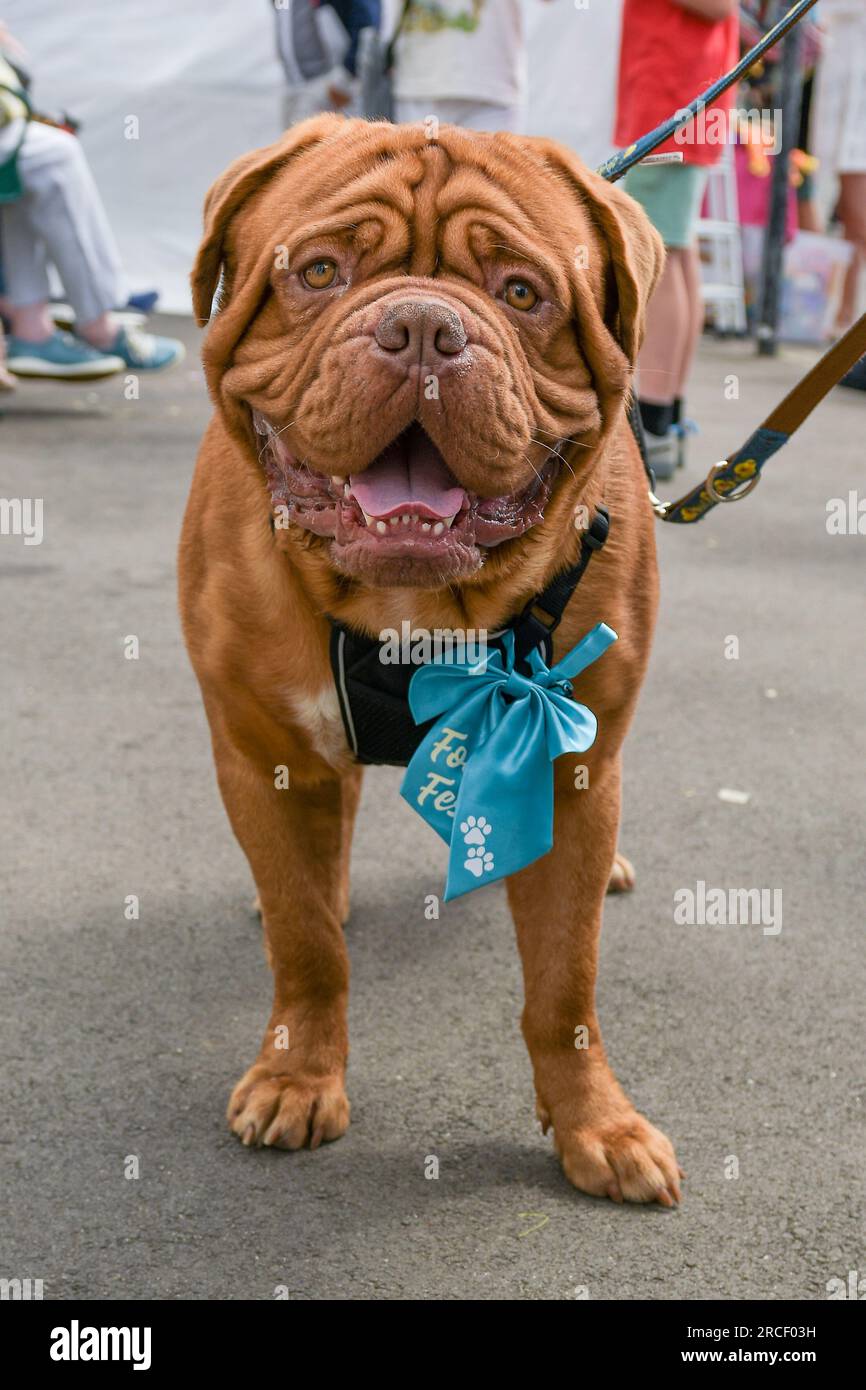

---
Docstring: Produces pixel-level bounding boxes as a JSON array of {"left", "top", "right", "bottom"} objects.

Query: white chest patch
[{"left": 285, "top": 685, "right": 349, "bottom": 767}]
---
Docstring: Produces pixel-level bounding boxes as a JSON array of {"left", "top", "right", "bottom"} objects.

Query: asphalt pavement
[{"left": 1, "top": 316, "right": 863, "bottom": 1300}]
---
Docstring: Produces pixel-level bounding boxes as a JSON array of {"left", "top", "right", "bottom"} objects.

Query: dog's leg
[
  {"left": 338, "top": 765, "right": 363, "bottom": 925},
  {"left": 508, "top": 755, "right": 681, "bottom": 1206},
  {"left": 214, "top": 740, "right": 354, "bottom": 1150}
]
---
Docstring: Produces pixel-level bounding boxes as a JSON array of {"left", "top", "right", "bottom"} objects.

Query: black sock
[
  {"left": 671, "top": 397, "right": 683, "bottom": 426},
  {"left": 639, "top": 399, "right": 674, "bottom": 437}
]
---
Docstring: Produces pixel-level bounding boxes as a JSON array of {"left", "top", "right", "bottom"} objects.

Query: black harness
[
  {"left": 327, "top": 401, "right": 652, "bottom": 768},
  {"left": 329, "top": 506, "right": 610, "bottom": 767}
]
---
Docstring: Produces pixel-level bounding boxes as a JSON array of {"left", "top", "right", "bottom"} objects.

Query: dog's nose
[{"left": 374, "top": 298, "right": 468, "bottom": 364}]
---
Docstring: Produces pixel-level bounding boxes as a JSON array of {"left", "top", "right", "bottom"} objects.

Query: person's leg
[
  {"left": 625, "top": 163, "right": 708, "bottom": 473},
  {"left": 1, "top": 140, "right": 125, "bottom": 380},
  {"left": 835, "top": 172, "right": 866, "bottom": 332},
  {"left": 0, "top": 323, "right": 16, "bottom": 391},
  {"left": 0, "top": 162, "right": 56, "bottom": 342},
  {"left": 635, "top": 249, "right": 688, "bottom": 411},
  {"left": 3, "top": 121, "right": 183, "bottom": 375},
  {"left": 673, "top": 242, "right": 706, "bottom": 401},
  {"left": 7, "top": 121, "right": 126, "bottom": 332}
]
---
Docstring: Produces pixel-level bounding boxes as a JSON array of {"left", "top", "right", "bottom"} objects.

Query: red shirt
[{"left": 615, "top": 0, "right": 740, "bottom": 166}]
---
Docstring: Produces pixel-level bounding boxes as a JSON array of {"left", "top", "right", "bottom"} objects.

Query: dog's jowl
[{"left": 179, "top": 115, "right": 682, "bottom": 1205}]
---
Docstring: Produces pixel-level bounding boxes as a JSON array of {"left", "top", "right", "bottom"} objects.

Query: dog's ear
[
  {"left": 531, "top": 140, "right": 665, "bottom": 369},
  {"left": 191, "top": 114, "right": 345, "bottom": 326},
  {"left": 581, "top": 169, "right": 666, "bottom": 367}
]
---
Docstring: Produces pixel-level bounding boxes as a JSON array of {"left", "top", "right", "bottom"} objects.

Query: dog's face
[{"left": 193, "top": 116, "right": 662, "bottom": 589}]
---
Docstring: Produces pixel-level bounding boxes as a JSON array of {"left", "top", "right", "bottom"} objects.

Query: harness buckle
[
  {"left": 526, "top": 602, "right": 557, "bottom": 632},
  {"left": 648, "top": 488, "right": 670, "bottom": 519},
  {"left": 583, "top": 508, "right": 610, "bottom": 549}
]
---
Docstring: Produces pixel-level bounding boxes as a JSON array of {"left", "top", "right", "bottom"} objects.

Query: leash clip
[
  {"left": 648, "top": 488, "right": 670, "bottom": 520},
  {"left": 705, "top": 459, "right": 761, "bottom": 504}
]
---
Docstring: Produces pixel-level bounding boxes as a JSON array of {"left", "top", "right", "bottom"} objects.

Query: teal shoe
[
  {"left": 105, "top": 326, "right": 185, "bottom": 371},
  {"left": 6, "top": 330, "right": 125, "bottom": 381}
]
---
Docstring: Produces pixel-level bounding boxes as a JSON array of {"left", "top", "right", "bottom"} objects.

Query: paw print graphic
[
  {"left": 460, "top": 815, "right": 492, "bottom": 847},
  {"left": 464, "top": 846, "right": 495, "bottom": 878}
]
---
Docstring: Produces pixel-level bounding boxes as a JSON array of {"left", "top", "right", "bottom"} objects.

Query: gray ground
[{"left": 1, "top": 318, "right": 863, "bottom": 1302}]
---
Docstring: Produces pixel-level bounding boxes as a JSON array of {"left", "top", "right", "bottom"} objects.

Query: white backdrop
[{"left": 3, "top": 0, "right": 622, "bottom": 313}]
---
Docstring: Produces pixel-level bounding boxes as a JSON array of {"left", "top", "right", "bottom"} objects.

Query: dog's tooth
[
  {"left": 432, "top": 521, "right": 444, "bottom": 536},
  {"left": 376, "top": 520, "right": 387, "bottom": 534},
  {"left": 421, "top": 522, "right": 431, "bottom": 533},
  {"left": 443, "top": 513, "right": 457, "bottom": 529},
  {"left": 401, "top": 514, "right": 410, "bottom": 525},
  {"left": 344, "top": 484, "right": 351, "bottom": 498},
  {"left": 411, "top": 514, "right": 419, "bottom": 523},
  {"left": 361, "top": 509, "right": 374, "bottom": 527},
  {"left": 389, "top": 516, "right": 399, "bottom": 526},
  {"left": 331, "top": 475, "right": 342, "bottom": 485}
]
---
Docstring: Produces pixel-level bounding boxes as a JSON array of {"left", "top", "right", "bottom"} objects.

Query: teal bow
[{"left": 400, "top": 623, "right": 618, "bottom": 900}]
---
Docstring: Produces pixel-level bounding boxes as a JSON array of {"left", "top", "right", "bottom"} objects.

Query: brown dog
[{"left": 179, "top": 115, "right": 682, "bottom": 1205}]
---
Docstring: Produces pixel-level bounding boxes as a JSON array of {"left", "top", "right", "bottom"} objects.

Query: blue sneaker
[
  {"left": 5, "top": 329, "right": 125, "bottom": 380},
  {"left": 126, "top": 291, "right": 160, "bottom": 315},
  {"left": 106, "top": 326, "right": 185, "bottom": 371}
]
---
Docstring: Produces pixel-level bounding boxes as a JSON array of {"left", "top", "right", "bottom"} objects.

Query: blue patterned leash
[
  {"left": 649, "top": 312, "right": 866, "bottom": 524},
  {"left": 594, "top": 0, "right": 865, "bottom": 525}
]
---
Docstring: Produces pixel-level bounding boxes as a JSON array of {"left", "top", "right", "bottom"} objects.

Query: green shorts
[{"left": 622, "top": 162, "right": 709, "bottom": 249}]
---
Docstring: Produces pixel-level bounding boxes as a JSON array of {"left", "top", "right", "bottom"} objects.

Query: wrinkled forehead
[{"left": 241, "top": 123, "right": 606, "bottom": 295}]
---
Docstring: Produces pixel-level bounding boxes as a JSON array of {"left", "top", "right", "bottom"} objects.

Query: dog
[{"left": 180, "top": 114, "right": 682, "bottom": 1205}]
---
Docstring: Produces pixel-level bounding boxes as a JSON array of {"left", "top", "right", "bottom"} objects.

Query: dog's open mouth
[{"left": 253, "top": 411, "right": 556, "bottom": 582}]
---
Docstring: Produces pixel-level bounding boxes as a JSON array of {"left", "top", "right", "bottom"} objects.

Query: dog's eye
[
  {"left": 503, "top": 279, "right": 538, "bottom": 312},
  {"left": 302, "top": 259, "right": 338, "bottom": 290}
]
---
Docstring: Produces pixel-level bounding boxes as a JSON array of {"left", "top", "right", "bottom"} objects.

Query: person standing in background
[
  {"left": 392, "top": 0, "right": 553, "bottom": 134},
  {"left": 273, "top": 0, "right": 382, "bottom": 122},
  {"left": 0, "top": 22, "right": 184, "bottom": 379},
  {"left": 615, "top": 0, "right": 739, "bottom": 477},
  {"left": 812, "top": 0, "right": 866, "bottom": 344}
]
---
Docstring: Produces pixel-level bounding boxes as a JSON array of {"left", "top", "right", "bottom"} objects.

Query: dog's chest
[{"left": 283, "top": 685, "right": 349, "bottom": 768}]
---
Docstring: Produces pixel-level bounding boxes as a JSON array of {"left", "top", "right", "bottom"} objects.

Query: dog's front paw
[
  {"left": 554, "top": 1111, "right": 682, "bottom": 1207},
  {"left": 227, "top": 1064, "right": 349, "bottom": 1150}
]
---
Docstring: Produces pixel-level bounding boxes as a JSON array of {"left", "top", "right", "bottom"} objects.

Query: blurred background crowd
[{"left": 1, "top": 0, "right": 864, "bottom": 476}]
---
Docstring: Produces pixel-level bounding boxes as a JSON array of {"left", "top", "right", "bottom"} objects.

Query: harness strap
[
  {"left": 511, "top": 506, "right": 610, "bottom": 664},
  {"left": 627, "top": 393, "right": 656, "bottom": 492}
]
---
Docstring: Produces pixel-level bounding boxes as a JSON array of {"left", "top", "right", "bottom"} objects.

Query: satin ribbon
[{"left": 400, "top": 623, "right": 618, "bottom": 900}]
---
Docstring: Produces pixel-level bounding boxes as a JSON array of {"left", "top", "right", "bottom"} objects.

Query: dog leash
[
  {"left": 595, "top": 0, "right": 862, "bottom": 525},
  {"left": 649, "top": 312, "right": 866, "bottom": 524},
  {"left": 597, "top": 0, "right": 819, "bottom": 185}
]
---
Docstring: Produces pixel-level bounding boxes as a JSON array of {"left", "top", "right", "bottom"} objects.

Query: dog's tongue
[{"left": 349, "top": 428, "right": 466, "bottom": 520}]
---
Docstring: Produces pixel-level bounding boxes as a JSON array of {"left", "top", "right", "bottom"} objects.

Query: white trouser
[
  {"left": 393, "top": 98, "right": 524, "bottom": 133},
  {"left": 0, "top": 119, "right": 126, "bottom": 322}
]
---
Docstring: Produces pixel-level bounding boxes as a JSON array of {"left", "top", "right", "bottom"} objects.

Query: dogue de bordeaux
[{"left": 179, "top": 114, "right": 683, "bottom": 1206}]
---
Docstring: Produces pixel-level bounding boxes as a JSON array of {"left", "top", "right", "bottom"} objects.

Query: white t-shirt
[{"left": 393, "top": 0, "right": 527, "bottom": 108}]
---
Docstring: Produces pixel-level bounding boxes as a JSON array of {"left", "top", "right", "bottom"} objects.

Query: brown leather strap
[{"left": 765, "top": 311, "right": 866, "bottom": 435}]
